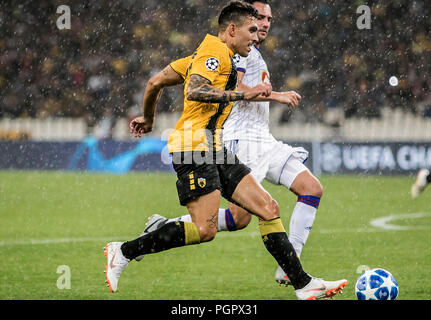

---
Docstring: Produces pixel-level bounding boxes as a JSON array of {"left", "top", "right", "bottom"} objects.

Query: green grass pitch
[{"left": 1, "top": 170, "right": 430, "bottom": 300}]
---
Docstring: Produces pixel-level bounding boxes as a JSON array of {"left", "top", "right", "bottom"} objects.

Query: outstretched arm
[
  {"left": 237, "top": 71, "right": 301, "bottom": 107},
  {"left": 130, "top": 65, "right": 184, "bottom": 137},
  {"left": 186, "top": 74, "right": 272, "bottom": 103}
]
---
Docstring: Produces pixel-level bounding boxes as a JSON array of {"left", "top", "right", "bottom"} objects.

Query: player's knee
[
  {"left": 235, "top": 214, "right": 252, "bottom": 230},
  {"left": 309, "top": 180, "right": 323, "bottom": 198},
  {"left": 260, "top": 193, "right": 280, "bottom": 220},
  {"left": 271, "top": 198, "right": 280, "bottom": 217},
  {"left": 300, "top": 178, "right": 323, "bottom": 198},
  {"left": 197, "top": 225, "right": 217, "bottom": 242},
  {"left": 229, "top": 205, "right": 252, "bottom": 230},
  {"left": 234, "top": 212, "right": 251, "bottom": 230}
]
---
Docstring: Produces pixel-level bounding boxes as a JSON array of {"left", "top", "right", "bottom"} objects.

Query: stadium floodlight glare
[{"left": 389, "top": 76, "right": 399, "bottom": 87}]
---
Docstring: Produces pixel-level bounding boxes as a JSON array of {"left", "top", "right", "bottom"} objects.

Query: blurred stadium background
[{"left": 1, "top": 0, "right": 430, "bottom": 142}]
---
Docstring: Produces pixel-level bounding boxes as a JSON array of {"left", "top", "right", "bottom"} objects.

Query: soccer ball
[{"left": 355, "top": 268, "right": 399, "bottom": 300}]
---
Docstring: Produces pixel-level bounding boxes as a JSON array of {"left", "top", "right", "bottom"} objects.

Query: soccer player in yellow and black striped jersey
[
  {"left": 169, "top": 33, "right": 237, "bottom": 153},
  {"left": 105, "top": 1, "right": 347, "bottom": 299}
]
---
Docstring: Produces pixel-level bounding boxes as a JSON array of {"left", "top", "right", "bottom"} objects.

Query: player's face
[
  {"left": 253, "top": 2, "right": 272, "bottom": 44},
  {"left": 234, "top": 17, "right": 259, "bottom": 57}
]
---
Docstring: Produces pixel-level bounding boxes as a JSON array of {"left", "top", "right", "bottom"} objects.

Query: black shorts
[{"left": 172, "top": 149, "right": 251, "bottom": 206}]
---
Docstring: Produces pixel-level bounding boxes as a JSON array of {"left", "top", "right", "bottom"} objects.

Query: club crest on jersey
[
  {"left": 197, "top": 177, "right": 206, "bottom": 188},
  {"left": 261, "top": 70, "right": 270, "bottom": 84},
  {"left": 205, "top": 57, "right": 219, "bottom": 71}
]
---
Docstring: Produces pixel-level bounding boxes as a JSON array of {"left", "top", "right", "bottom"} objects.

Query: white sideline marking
[
  {"left": 0, "top": 236, "right": 129, "bottom": 247},
  {"left": 370, "top": 212, "right": 431, "bottom": 230},
  {"left": 1, "top": 212, "right": 430, "bottom": 246},
  {"left": 319, "top": 212, "right": 431, "bottom": 233}
]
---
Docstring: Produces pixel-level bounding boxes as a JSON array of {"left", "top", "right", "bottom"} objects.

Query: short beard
[{"left": 256, "top": 37, "right": 265, "bottom": 45}]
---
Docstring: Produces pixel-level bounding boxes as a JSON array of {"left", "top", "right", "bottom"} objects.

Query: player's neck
[
  {"left": 218, "top": 32, "right": 236, "bottom": 55},
  {"left": 218, "top": 32, "right": 227, "bottom": 45}
]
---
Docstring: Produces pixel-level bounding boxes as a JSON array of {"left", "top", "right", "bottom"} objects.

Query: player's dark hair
[
  {"left": 243, "top": 0, "right": 269, "bottom": 5},
  {"left": 218, "top": 1, "right": 258, "bottom": 30}
]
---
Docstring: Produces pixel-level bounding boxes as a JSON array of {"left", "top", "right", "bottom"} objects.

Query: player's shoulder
[
  {"left": 197, "top": 34, "right": 231, "bottom": 58},
  {"left": 248, "top": 46, "right": 264, "bottom": 62},
  {"left": 193, "top": 35, "right": 234, "bottom": 73},
  {"left": 200, "top": 34, "right": 226, "bottom": 48}
]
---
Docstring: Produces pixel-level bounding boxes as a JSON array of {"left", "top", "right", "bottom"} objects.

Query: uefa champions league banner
[
  {"left": 0, "top": 137, "right": 172, "bottom": 173},
  {"left": 312, "top": 141, "right": 431, "bottom": 175},
  {"left": 0, "top": 138, "right": 431, "bottom": 175}
]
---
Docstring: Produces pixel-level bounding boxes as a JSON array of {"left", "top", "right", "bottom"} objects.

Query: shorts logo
[
  {"left": 189, "top": 172, "right": 195, "bottom": 190},
  {"left": 205, "top": 57, "right": 219, "bottom": 71},
  {"left": 197, "top": 177, "right": 206, "bottom": 188}
]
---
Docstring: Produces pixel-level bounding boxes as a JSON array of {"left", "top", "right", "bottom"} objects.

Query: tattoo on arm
[{"left": 187, "top": 74, "right": 244, "bottom": 103}]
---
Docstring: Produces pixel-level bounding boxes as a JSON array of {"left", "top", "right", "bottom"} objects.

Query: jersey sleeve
[
  {"left": 170, "top": 56, "right": 192, "bottom": 80},
  {"left": 188, "top": 45, "right": 226, "bottom": 84}
]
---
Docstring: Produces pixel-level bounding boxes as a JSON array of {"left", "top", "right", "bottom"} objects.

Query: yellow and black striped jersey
[{"left": 168, "top": 34, "right": 238, "bottom": 153}]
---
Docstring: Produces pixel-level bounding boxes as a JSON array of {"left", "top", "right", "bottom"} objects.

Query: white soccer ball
[{"left": 355, "top": 268, "right": 399, "bottom": 300}]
